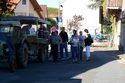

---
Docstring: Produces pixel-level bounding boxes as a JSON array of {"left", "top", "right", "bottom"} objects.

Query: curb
[{"left": 117, "top": 56, "right": 125, "bottom": 65}]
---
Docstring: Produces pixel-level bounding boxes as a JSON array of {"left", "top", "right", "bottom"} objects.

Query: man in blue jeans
[
  {"left": 78, "top": 31, "right": 85, "bottom": 61},
  {"left": 59, "top": 27, "right": 69, "bottom": 60}
]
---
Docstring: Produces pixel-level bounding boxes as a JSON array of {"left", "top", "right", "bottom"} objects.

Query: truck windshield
[{"left": 0, "top": 26, "right": 13, "bottom": 33}]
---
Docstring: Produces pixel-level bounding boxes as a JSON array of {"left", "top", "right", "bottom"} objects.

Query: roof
[
  {"left": 30, "top": 0, "right": 44, "bottom": 19},
  {"left": 40, "top": 5, "right": 48, "bottom": 19}
]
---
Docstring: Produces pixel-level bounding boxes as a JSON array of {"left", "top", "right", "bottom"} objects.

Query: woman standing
[
  {"left": 84, "top": 29, "right": 92, "bottom": 61},
  {"left": 69, "top": 30, "right": 80, "bottom": 62},
  {"left": 50, "top": 27, "right": 62, "bottom": 62}
]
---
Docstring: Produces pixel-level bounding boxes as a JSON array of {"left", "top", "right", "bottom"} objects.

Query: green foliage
[
  {"left": 0, "top": 11, "right": 14, "bottom": 18},
  {"left": 102, "top": 26, "right": 112, "bottom": 34},
  {"left": 0, "top": 0, "right": 14, "bottom": 18},
  {"left": 110, "top": 15, "right": 115, "bottom": 33},
  {"left": 88, "top": 0, "right": 115, "bottom": 35},
  {"left": 88, "top": 0, "right": 104, "bottom": 9},
  {"left": 101, "top": 0, "right": 114, "bottom": 34},
  {"left": 47, "top": 7, "right": 62, "bottom": 15},
  {"left": 102, "top": 0, "right": 106, "bottom": 17},
  {"left": 48, "top": 17, "right": 57, "bottom": 27},
  {"left": 47, "top": 17, "right": 58, "bottom": 32}
]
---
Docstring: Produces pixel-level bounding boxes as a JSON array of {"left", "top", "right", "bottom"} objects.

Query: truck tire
[
  {"left": 9, "top": 55, "right": 16, "bottom": 72},
  {"left": 17, "top": 44, "right": 28, "bottom": 68}
]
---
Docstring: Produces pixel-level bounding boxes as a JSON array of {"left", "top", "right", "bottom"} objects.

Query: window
[{"left": 22, "top": 0, "right": 26, "bottom": 5}]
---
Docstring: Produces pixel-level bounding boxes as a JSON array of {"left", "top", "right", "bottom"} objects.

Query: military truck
[{"left": 1, "top": 16, "right": 51, "bottom": 71}]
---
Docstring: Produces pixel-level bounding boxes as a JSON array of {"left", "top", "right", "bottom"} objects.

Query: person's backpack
[
  {"left": 90, "top": 37, "right": 93, "bottom": 43},
  {"left": 88, "top": 34, "right": 94, "bottom": 44}
]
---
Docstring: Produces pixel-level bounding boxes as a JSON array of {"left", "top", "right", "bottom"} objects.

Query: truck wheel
[
  {"left": 38, "top": 48, "right": 43, "bottom": 62},
  {"left": 17, "top": 44, "right": 28, "bottom": 68},
  {"left": 9, "top": 55, "right": 16, "bottom": 72}
]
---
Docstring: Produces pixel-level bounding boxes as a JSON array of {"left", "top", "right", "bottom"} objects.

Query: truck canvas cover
[
  {"left": 1, "top": 16, "right": 51, "bottom": 25},
  {"left": 0, "top": 21, "right": 21, "bottom": 26}
]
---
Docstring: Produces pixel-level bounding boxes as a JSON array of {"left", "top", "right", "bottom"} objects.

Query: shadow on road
[{"left": 0, "top": 47, "right": 124, "bottom": 83}]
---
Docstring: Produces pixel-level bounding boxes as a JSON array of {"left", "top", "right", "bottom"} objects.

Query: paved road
[{"left": 0, "top": 47, "right": 125, "bottom": 83}]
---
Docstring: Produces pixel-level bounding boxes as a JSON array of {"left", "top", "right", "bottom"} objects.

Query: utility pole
[{"left": 58, "top": 0, "right": 60, "bottom": 32}]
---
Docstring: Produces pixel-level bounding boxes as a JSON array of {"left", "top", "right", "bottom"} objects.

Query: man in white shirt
[{"left": 29, "top": 25, "right": 35, "bottom": 35}]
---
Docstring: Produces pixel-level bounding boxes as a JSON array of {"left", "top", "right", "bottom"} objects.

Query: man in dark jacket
[{"left": 59, "top": 27, "right": 69, "bottom": 59}]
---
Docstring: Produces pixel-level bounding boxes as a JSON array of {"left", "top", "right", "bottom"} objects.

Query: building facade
[
  {"left": 106, "top": 0, "right": 123, "bottom": 50},
  {"left": 62, "top": 0, "right": 101, "bottom": 35},
  {"left": 14, "top": 0, "right": 45, "bottom": 19},
  {"left": 121, "top": 0, "right": 125, "bottom": 50}
]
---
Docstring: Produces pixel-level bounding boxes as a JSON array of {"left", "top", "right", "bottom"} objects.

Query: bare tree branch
[{"left": 67, "top": 15, "right": 84, "bottom": 31}]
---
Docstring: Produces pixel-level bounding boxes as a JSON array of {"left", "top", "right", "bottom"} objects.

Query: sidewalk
[
  {"left": 92, "top": 40, "right": 109, "bottom": 47},
  {"left": 117, "top": 54, "right": 125, "bottom": 64}
]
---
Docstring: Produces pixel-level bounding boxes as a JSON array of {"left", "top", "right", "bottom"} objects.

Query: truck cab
[
  {"left": 2, "top": 16, "right": 51, "bottom": 66},
  {"left": 0, "top": 21, "right": 21, "bottom": 72}
]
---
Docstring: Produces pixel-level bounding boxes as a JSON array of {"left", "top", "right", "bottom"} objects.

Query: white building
[{"left": 62, "top": 0, "right": 101, "bottom": 35}]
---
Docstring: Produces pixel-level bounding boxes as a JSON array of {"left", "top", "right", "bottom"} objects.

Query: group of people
[{"left": 49, "top": 26, "right": 93, "bottom": 62}]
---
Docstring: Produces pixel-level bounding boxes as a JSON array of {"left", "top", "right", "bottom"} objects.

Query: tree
[
  {"left": 103, "top": 25, "right": 112, "bottom": 34},
  {"left": 47, "top": 17, "right": 58, "bottom": 32},
  {"left": 88, "top": 0, "right": 104, "bottom": 9},
  {"left": 0, "top": 0, "right": 14, "bottom": 18},
  {"left": 67, "top": 15, "right": 84, "bottom": 31},
  {"left": 48, "top": 7, "right": 62, "bottom": 15}
]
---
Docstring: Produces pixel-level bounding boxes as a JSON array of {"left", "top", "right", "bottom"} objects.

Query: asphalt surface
[{"left": 0, "top": 47, "right": 125, "bottom": 83}]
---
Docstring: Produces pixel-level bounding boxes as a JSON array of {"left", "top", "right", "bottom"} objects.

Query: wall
[
  {"left": 62, "top": 0, "right": 101, "bottom": 35},
  {"left": 29, "top": 1, "right": 39, "bottom": 17},
  {"left": 14, "top": 0, "right": 29, "bottom": 16},
  {"left": 14, "top": 0, "right": 40, "bottom": 18},
  {"left": 113, "top": 18, "right": 121, "bottom": 50},
  {"left": 120, "top": 0, "right": 125, "bottom": 50}
]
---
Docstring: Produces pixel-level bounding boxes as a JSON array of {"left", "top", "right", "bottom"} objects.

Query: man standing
[
  {"left": 78, "top": 31, "right": 85, "bottom": 61},
  {"left": 59, "top": 27, "right": 69, "bottom": 60}
]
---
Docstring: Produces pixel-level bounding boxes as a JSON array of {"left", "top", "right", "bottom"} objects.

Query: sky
[{"left": 37, "top": 0, "right": 64, "bottom": 8}]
